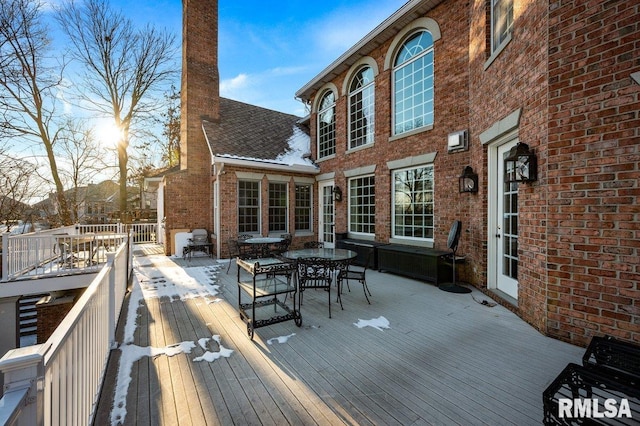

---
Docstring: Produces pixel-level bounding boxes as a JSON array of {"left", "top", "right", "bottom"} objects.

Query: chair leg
[{"left": 362, "top": 279, "right": 371, "bottom": 304}]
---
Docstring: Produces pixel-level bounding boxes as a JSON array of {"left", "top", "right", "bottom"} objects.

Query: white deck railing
[
  {"left": 0, "top": 239, "right": 132, "bottom": 426},
  {"left": 1, "top": 223, "right": 156, "bottom": 282},
  {"left": 76, "top": 223, "right": 157, "bottom": 243}
]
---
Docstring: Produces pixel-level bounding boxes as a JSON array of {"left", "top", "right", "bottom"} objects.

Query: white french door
[
  {"left": 489, "top": 140, "right": 519, "bottom": 300},
  {"left": 318, "top": 181, "right": 335, "bottom": 248}
]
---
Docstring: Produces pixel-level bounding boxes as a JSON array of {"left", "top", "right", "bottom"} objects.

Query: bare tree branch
[
  {"left": 0, "top": 0, "right": 73, "bottom": 225},
  {"left": 56, "top": 0, "right": 178, "bottom": 219}
]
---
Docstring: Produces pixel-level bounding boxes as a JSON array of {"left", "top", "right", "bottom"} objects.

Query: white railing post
[
  {"left": 1, "top": 232, "right": 8, "bottom": 282},
  {"left": 0, "top": 345, "right": 46, "bottom": 426},
  {"left": 107, "top": 252, "right": 117, "bottom": 348}
]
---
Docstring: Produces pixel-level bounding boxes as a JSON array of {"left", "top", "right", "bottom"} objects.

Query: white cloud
[{"left": 220, "top": 73, "right": 250, "bottom": 94}]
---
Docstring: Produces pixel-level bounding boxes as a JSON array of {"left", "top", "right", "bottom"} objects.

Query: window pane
[
  {"left": 349, "top": 67, "right": 375, "bottom": 149},
  {"left": 268, "top": 182, "right": 287, "bottom": 233},
  {"left": 294, "top": 184, "right": 312, "bottom": 232},
  {"left": 348, "top": 176, "right": 375, "bottom": 235},
  {"left": 238, "top": 181, "right": 260, "bottom": 233},
  {"left": 393, "top": 35, "right": 434, "bottom": 136},
  {"left": 392, "top": 166, "right": 434, "bottom": 240},
  {"left": 318, "top": 91, "right": 336, "bottom": 158},
  {"left": 492, "top": 0, "right": 513, "bottom": 51}
]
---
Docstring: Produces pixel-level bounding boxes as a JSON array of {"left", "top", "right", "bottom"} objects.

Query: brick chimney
[
  {"left": 162, "top": 0, "right": 218, "bottom": 252},
  {"left": 180, "top": 0, "right": 219, "bottom": 171}
]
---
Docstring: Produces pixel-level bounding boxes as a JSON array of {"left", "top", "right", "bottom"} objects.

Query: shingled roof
[{"left": 202, "top": 98, "right": 314, "bottom": 167}]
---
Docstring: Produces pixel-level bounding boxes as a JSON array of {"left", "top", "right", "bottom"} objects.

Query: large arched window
[
  {"left": 348, "top": 66, "right": 375, "bottom": 149},
  {"left": 317, "top": 91, "right": 336, "bottom": 159},
  {"left": 393, "top": 30, "right": 434, "bottom": 136}
]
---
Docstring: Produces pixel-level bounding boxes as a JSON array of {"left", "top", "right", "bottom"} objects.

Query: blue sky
[{"left": 96, "top": 0, "right": 407, "bottom": 116}]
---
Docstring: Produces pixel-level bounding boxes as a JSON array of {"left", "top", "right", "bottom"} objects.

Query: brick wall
[
  {"left": 546, "top": 1, "right": 640, "bottom": 346},
  {"left": 469, "top": 1, "right": 551, "bottom": 332},
  {"left": 36, "top": 293, "right": 80, "bottom": 344},
  {"left": 214, "top": 166, "right": 319, "bottom": 259},
  {"left": 164, "top": 0, "right": 218, "bottom": 249},
  {"left": 309, "top": 0, "right": 472, "bottom": 254}
]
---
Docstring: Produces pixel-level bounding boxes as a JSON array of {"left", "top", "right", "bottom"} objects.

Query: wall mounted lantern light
[
  {"left": 333, "top": 186, "right": 343, "bottom": 202},
  {"left": 504, "top": 142, "right": 537, "bottom": 183},
  {"left": 459, "top": 166, "right": 478, "bottom": 193}
]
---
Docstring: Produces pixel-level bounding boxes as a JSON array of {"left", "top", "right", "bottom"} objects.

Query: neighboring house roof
[
  {"left": 203, "top": 98, "right": 317, "bottom": 171},
  {"left": 296, "top": 0, "right": 444, "bottom": 101}
]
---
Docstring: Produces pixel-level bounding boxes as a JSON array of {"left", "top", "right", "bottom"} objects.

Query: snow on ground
[
  {"left": 111, "top": 257, "right": 230, "bottom": 425},
  {"left": 110, "top": 254, "right": 392, "bottom": 425},
  {"left": 354, "top": 316, "right": 391, "bottom": 331}
]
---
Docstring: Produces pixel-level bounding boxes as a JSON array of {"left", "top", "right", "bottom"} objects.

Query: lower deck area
[{"left": 95, "top": 246, "right": 584, "bottom": 425}]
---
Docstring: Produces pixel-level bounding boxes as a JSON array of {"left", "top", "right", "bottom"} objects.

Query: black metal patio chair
[
  {"left": 337, "top": 250, "right": 373, "bottom": 304},
  {"left": 296, "top": 257, "right": 341, "bottom": 318}
]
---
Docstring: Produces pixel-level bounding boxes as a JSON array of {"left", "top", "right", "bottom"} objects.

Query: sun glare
[{"left": 97, "top": 121, "right": 123, "bottom": 147}]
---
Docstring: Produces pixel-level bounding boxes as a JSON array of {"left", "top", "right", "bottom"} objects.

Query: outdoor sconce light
[
  {"left": 504, "top": 142, "right": 537, "bottom": 183},
  {"left": 459, "top": 166, "right": 478, "bottom": 193},
  {"left": 333, "top": 186, "right": 343, "bottom": 202}
]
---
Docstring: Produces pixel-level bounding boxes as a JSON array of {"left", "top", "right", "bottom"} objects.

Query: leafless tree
[
  {"left": 0, "top": 148, "right": 42, "bottom": 232},
  {"left": 0, "top": 0, "right": 74, "bottom": 225},
  {"left": 157, "top": 84, "right": 181, "bottom": 168},
  {"left": 56, "top": 0, "right": 178, "bottom": 220},
  {"left": 55, "top": 119, "right": 110, "bottom": 222}
]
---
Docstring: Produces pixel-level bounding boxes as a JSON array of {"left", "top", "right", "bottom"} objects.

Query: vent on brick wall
[{"left": 448, "top": 130, "right": 468, "bottom": 152}]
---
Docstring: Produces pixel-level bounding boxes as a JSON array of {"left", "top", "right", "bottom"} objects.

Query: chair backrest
[
  {"left": 227, "top": 238, "right": 240, "bottom": 256},
  {"left": 297, "top": 257, "right": 332, "bottom": 284},
  {"left": 238, "top": 234, "right": 253, "bottom": 241},
  {"left": 192, "top": 229, "right": 208, "bottom": 243},
  {"left": 362, "top": 249, "right": 373, "bottom": 271},
  {"left": 303, "top": 241, "right": 324, "bottom": 249},
  {"left": 447, "top": 220, "right": 462, "bottom": 252}
]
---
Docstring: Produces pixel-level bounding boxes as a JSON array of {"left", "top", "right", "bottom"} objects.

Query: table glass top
[
  {"left": 282, "top": 248, "right": 356, "bottom": 261},
  {"left": 243, "top": 237, "right": 283, "bottom": 244}
]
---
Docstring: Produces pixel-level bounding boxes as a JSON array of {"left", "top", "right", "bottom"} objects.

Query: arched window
[
  {"left": 317, "top": 91, "right": 336, "bottom": 159},
  {"left": 348, "top": 66, "right": 375, "bottom": 149},
  {"left": 393, "top": 30, "right": 434, "bottom": 136}
]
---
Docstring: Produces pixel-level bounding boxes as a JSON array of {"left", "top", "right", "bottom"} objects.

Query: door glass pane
[
  {"left": 502, "top": 179, "right": 518, "bottom": 279},
  {"left": 322, "top": 186, "right": 334, "bottom": 244}
]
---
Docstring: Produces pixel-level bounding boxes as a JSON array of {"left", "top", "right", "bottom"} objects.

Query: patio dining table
[
  {"left": 240, "top": 237, "right": 284, "bottom": 258},
  {"left": 281, "top": 248, "right": 357, "bottom": 265}
]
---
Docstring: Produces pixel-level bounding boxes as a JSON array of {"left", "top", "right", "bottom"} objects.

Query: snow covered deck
[{"left": 95, "top": 245, "right": 584, "bottom": 425}]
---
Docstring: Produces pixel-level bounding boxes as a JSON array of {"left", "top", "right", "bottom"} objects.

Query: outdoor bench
[
  {"left": 336, "top": 238, "right": 388, "bottom": 270},
  {"left": 377, "top": 244, "right": 452, "bottom": 284}
]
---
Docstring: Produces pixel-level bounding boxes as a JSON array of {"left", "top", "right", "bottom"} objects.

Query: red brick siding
[
  {"left": 310, "top": 0, "right": 472, "bottom": 254},
  {"left": 469, "top": 0, "right": 551, "bottom": 333},
  {"left": 213, "top": 166, "right": 319, "bottom": 259},
  {"left": 547, "top": 0, "right": 640, "bottom": 346}
]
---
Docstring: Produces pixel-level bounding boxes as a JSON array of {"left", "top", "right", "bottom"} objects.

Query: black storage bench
[
  {"left": 377, "top": 244, "right": 452, "bottom": 284},
  {"left": 336, "top": 238, "right": 388, "bottom": 270}
]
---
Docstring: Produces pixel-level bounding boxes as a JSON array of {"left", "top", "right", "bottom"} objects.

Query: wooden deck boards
[{"left": 94, "top": 248, "right": 584, "bottom": 425}]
